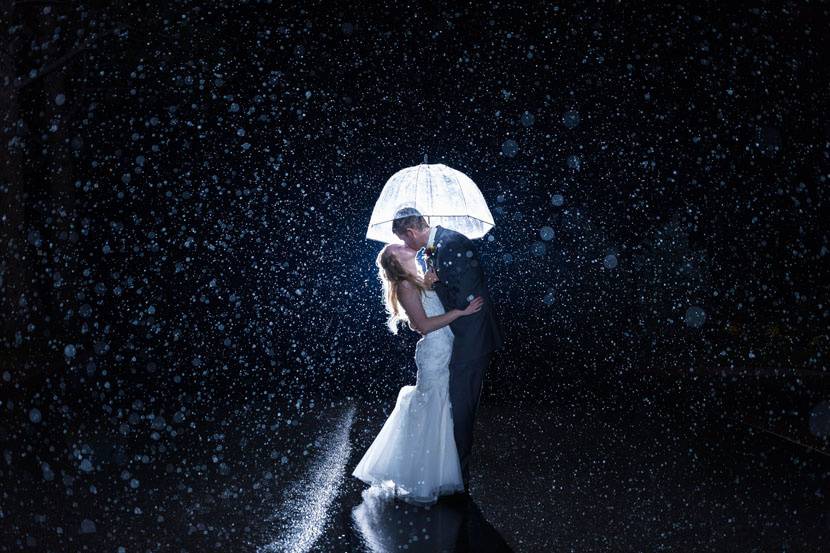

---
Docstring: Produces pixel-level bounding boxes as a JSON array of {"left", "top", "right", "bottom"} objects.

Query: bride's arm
[{"left": 398, "top": 281, "right": 481, "bottom": 335}]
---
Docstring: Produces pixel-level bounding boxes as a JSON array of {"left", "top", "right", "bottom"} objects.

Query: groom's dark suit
[{"left": 429, "top": 225, "right": 504, "bottom": 484}]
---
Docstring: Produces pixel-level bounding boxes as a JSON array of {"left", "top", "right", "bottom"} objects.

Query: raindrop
[
  {"left": 531, "top": 241, "right": 546, "bottom": 256},
  {"left": 551, "top": 194, "right": 564, "bottom": 206},
  {"left": 685, "top": 306, "right": 706, "bottom": 328},
  {"left": 562, "top": 110, "right": 580, "bottom": 129},
  {"left": 501, "top": 139, "right": 519, "bottom": 158},
  {"left": 55, "top": 93, "right": 66, "bottom": 106},
  {"left": 64, "top": 344, "right": 76, "bottom": 358},
  {"left": 521, "top": 111, "right": 535, "bottom": 127},
  {"left": 540, "top": 226, "right": 555, "bottom": 241},
  {"left": 29, "top": 408, "right": 42, "bottom": 423},
  {"left": 603, "top": 254, "right": 618, "bottom": 269}
]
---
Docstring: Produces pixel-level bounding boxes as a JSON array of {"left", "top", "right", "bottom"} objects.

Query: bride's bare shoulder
[{"left": 398, "top": 279, "right": 417, "bottom": 292}]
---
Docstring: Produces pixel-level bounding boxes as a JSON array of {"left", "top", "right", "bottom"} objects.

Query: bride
[{"left": 351, "top": 242, "right": 484, "bottom": 506}]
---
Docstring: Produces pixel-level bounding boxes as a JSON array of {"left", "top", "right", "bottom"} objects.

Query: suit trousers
[{"left": 448, "top": 353, "right": 490, "bottom": 483}]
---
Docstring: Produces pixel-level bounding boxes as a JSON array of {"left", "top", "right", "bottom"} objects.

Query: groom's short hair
[{"left": 392, "top": 207, "right": 427, "bottom": 235}]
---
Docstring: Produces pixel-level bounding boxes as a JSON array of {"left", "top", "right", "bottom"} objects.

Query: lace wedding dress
[{"left": 352, "top": 289, "right": 465, "bottom": 505}]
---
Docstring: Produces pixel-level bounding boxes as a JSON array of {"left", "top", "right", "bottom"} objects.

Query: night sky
[{"left": 1, "top": 1, "right": 828, "bottom": 551}]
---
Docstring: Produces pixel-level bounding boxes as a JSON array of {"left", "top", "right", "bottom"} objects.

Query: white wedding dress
[{"left": 352, "top": 288, "right": 465, "bottom": 505}]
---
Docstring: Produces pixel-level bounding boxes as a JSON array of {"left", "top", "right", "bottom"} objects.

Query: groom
[{"left": 392, "top": 207, "right": 504, "bottom": 491}]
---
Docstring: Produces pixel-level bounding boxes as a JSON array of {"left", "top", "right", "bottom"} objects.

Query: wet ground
[{"left": 2, "top": 371, "right": 828, "bottom": 552}]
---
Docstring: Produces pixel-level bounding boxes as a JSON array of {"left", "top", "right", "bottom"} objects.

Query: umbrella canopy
[{"left": 366, "top": 162, "right": 495, "bottom": 243}]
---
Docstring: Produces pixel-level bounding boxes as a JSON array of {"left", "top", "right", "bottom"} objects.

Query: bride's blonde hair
[{"left": 376, "top": 244, "right": 428, "bottom": 334}]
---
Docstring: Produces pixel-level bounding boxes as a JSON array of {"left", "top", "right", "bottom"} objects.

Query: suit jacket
[{"left": 430, "top": 226, "right": 504, "bottom": 365}]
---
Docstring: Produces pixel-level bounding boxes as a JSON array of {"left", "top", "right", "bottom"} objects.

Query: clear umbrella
[{"left": 366, "top": 159, "right": 495, "bottom": 243}]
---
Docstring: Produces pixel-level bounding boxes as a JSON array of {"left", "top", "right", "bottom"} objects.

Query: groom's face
[{"left": 395, "top": 227, "right": 425, "bottom": 252}]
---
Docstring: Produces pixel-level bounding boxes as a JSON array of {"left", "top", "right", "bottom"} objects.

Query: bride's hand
[{"left": 461, "top": 296, "right": 484, "bottom": 316}]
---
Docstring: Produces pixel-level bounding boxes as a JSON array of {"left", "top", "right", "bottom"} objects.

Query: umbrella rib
[{"left": 457, "top": 173, "right": 470, "bottom": 216}]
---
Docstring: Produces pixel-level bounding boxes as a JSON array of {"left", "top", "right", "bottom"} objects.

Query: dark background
[{"left": 1, "top": 1, "right": 828, "bottom": 551}]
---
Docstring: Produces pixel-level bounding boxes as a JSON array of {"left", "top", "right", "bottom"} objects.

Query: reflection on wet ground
[
  {"left": 351, "top": 486, "right": 510, "bottom": 552},
  {"left": 252, "top": 401, "right": 513, "bottom": 552},
  {"left": 2, "top": 373, "right": 827, "bottom": 551}
]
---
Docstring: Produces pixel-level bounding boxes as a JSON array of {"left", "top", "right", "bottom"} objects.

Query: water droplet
[
  {"left": 562, "top": 110, "right": 580, "bottom": 129},
  {"left": 684, "top": 306, "right": 706, "bottom": 328},
  {"left": 501, "top": 139, "right": 519, "bottom": 158}
]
